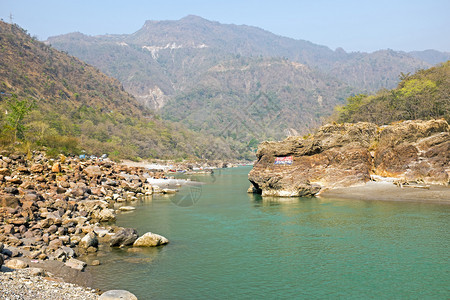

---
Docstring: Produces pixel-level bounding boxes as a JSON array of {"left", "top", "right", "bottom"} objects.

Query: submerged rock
[
  {"left": 65, "top": 258, "right": 87, "bottom": 271},
  {"left": 99, "top": 290, "right": 138, "bottom": 300}
]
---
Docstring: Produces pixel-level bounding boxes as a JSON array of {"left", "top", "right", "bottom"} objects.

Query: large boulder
[
  {"left": 248, "top": 122, "right": 376, "bottom": 196},
  {"left": 5, "top": 258, "right": 28, "bottom": 269},
  {"left": 83, "top": 165, "right": 102, "bottom": 177},
  {"left": 110, "top": 228, "right": 138, "bottom": 247},
  {"left": 248, "top": 120, "right": 450, "bottom": 196},
  {"left": 77, "top": 200, "right": 116, "bottom": 222},
  {"left": 79, "top": 232, "right": 98, "bottom": 249},
  {"left": 77, "top": 199, "right": 109, "bottom": 213},
  {"left": 91, "top": 208, "right": 116, "bottom": 222},
  {"left": 65, "top": 258, "right": 87, "bottom": 271},
  {"left": 133, "top": 232, "right": 169, "bottom": 247}
]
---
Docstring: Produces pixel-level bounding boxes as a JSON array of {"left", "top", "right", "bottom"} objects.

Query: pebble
[{"left": 0, "top": 268, "right": 98, "bottom": 300}]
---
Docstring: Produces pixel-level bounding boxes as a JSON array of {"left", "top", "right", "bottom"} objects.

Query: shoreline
[
  {"left": 318, "top": 181, "right": 450, "bottom": 204},
  {"left": 0, "top": 152, "right": 171, "bottom": 299}
]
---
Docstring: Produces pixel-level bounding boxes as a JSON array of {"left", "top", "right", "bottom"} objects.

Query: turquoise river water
[{"left": 89, "top": 167, "right": 449, "bottom": 299}]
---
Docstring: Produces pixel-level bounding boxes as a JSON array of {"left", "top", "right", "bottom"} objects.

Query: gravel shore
[{"left": 0, "top": 267, "right": 98, "bottom": 300}]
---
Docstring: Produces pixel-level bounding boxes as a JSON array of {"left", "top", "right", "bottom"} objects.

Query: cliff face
[{"left": 248, "top": 119, "right": 449, "bottom": 196}]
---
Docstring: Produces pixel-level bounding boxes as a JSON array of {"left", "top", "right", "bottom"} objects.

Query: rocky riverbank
[
  {"left": 0, "top": 267, "right": 98, "bottom": 300},
  {"left": 0, "top": 152, "right": 171, "bottom": 298},
  {"left": 248, "top": 119, "right": 450, "bottom": 199}
]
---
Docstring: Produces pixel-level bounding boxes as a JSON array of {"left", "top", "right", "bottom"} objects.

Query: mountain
[
  {"left": 162, "top": 57, "right": 351, "bottom": 142},
  {"left": 335, "top": 61, "right": 450, "bottom": 124},
  {"left": 47, "top": 15, "right": 436, "bottom": 101},
  {"left": 0, "top": 21, "right": 237, "bottom": 160},
  {"left": 46, "top": 16, "right": 446, "bottom": 147},
  {"left": 408, "top": 50, "right": 450, "bottom": 65}
]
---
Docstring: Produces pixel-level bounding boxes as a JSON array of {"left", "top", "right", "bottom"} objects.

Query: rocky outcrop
[{"left": 248, "top": 119, "right": 449, "bottom": 197}]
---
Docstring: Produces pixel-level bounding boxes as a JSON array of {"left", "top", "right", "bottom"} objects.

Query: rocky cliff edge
[{"left": 248, "top": 119, "right": 449, "bottom": 197}]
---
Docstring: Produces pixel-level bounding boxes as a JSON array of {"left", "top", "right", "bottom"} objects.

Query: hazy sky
[{"left": 1, "top": 0, "right": 449, "bottom": 53}]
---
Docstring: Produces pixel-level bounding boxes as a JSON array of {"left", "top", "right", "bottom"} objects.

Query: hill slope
[
  {"left": 0, "top": 21, "right": 236, "bottom": 160},
  {"left": 162, "top": 57, "right": 351, "bottom": 142},
  {"left": 335, "top": 61, "right": 450, "bottom": 124}
]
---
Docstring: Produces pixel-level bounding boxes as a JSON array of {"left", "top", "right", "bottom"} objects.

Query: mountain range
[
  {"left": 2, "top": 16, "right": 449, "bottom": 161},
  {"left": 47, "top": 16, "right": 449, "bottom": 146}
]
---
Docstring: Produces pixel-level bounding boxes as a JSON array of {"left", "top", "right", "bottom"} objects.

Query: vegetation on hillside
[
  {"left": 0, "top": 21, "right": 238, "bottom": 160},
  {"left": 162, "top": 57, "right": 352, "bottom": 142},
  {"left": 335, "top": 61, "right": 450, "bottom": 124}
]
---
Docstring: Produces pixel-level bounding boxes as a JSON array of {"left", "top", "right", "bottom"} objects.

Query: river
[{"left": 88, "top": 166, "right": 449, "bottom": 299}]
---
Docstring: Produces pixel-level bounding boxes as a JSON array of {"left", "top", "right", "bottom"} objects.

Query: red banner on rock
[{"left": 274, "top": 156, "right": 293, "bottom": 165}]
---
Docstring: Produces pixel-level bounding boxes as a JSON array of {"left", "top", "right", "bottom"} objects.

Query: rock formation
[{"left": 248, "top": 119, "right": 449, "bottom": 196}]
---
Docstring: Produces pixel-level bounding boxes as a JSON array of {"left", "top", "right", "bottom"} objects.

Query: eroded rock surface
[{"left": 248, "top": 119, "right": 449, "bottom": 196}]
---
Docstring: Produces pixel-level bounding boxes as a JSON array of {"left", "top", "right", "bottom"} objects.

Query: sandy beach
[{"left": 318, "top": 181, "right": 450, "bottom": 204}]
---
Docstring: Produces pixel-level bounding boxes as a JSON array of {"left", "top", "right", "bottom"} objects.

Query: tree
[
  {"left": 4, "top": 95, "right": 35, "bottom": 142},
  {"left": 336, "top": 94, "right": 368, "bottom": 123}
]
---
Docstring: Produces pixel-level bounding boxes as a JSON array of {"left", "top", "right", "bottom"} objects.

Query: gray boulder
[
  {"left": 110, "top": 228, "right": 138, "bottom": 247},
  {"left": 79, "top": 232, "right": 98, "bottom": 249}
]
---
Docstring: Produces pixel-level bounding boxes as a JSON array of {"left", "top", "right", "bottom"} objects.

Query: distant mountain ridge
[
  {"left": 46, "top": 15, "right": 447, "bottom": 146},
  {"left": 47, "top": 16, "right": 444, "bottom": 104}
]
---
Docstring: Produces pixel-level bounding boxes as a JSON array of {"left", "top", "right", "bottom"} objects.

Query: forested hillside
[
  {"left": 162, "top": 57, "right": 351, "bottom": 142},
  {"left": 335, "top": 61, "right": 450, "bottom": 124},
  {"left": 0, "top": 21, "right": 238, "bottom": 160}
]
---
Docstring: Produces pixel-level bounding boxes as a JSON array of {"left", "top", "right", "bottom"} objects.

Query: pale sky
[{"left": 0, "top": 0, "right": 449, "bottom": 53}]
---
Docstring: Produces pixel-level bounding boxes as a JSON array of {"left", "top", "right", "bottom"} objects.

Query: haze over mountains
[
  {"left": 47, "top": 16, "right": 449, "bottom": 144},
  {"left": 3, "top": 15, "right": 443, "bottom": 160}
]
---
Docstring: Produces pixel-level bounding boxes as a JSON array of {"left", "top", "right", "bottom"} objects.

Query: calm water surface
[{"left": 89, "top": 167, "right": 449, "bottom": 299}]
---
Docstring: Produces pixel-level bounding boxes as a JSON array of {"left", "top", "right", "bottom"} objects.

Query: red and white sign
[{"left": 274, "top": 156, "right": 293, "bottom": 165}]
